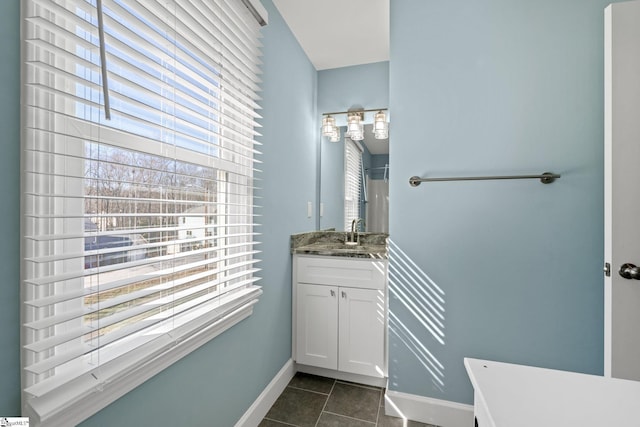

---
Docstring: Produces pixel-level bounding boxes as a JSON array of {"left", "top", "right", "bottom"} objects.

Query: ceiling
[{"left": 271, "top": 0, "right": 390, "bottom": 71}]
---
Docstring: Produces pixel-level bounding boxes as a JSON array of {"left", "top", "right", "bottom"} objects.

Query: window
[
  {"left": 21, "top": 1, "right": 267, "bottom": 425},
  {"left": 344, "top": 138, "right": 363, "bottom": 231}
]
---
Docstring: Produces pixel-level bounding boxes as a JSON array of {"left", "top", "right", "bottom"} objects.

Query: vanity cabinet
[{"left": 293, "top": 255, "right": 387, "bottom": 379}]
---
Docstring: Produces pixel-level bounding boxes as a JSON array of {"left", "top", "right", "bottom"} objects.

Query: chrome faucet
[{"left": 350, "top": 218, "right": 365, "bottom": 244}]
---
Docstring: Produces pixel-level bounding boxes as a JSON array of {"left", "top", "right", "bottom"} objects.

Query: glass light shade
[
  {"left": 329, "top": 126, "right": 341, "bottom": 142},
  {"left": 374, "top": 129, "right": 388, "bottom": 140},
  {"left": 321, "top": 115, "right": 336, "bottom": 136},
  {"left": 347, "top": 113, "right": 362, "bottom": 132},
  {"left": 374, "top": 122, "right": 389, "bottom": 140},
  {"left": 346, "top": 112, "right": 364, "bottom": 141},
  {"left": 349, "top": 129, "right": 364, "bottom": 141},
  {"left": 373, "top": 110, "right": 387, "bottom": 131}
]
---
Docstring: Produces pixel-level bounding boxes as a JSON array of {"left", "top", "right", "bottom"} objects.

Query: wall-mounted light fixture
[{"left": 321, "top": 108, "right": 389, "bottom": 142}]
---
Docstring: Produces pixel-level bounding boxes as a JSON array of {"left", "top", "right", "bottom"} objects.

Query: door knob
[{"left": 619, "top": 263, "right": 640, "bottom": 280}]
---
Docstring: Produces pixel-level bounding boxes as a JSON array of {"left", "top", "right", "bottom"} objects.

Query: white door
[
  {"left": 295, "top": 283, "right": 338, "bottom": 370},
  {"left": 604, "top": 0, "right": 640, "bottom": 380},
  {"left": 338, "top": 287, "right": 385, "bottom": 378}
]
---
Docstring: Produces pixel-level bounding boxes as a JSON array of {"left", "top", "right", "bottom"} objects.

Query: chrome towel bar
[{"left": 409, "top": 172, "right": 560, "bottom": 187}]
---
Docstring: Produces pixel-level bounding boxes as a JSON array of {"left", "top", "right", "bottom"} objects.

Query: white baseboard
[
  {"left": 234, "top": 358, "right": 295, "bottom": 427},
  {"left": 384, "top": 389, "right": 474, "bottom": 427}
]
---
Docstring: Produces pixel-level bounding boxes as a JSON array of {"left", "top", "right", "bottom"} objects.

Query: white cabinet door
[
  {"left": 296, "top": 283, "right": 338, "bottom": 370},
  {"left": 338, "top": 287, "right": 385, "bottom": 378}
]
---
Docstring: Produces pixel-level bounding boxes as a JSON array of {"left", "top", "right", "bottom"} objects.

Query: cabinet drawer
[{"left": 296, "top": 255, "right": 387, "bottom": 290}]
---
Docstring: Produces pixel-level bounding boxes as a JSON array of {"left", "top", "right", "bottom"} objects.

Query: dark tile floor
[{"left": 260, "top": 372, "right": 437, "bottom": 427}]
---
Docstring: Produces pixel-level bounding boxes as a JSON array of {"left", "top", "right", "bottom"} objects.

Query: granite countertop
[{"left": 291, "top": 230, "right": 388, "bottom": 259}]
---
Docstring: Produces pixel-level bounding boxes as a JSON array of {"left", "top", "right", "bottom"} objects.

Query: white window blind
[
  {"left": 21, "top": 1, "right": 265, "bottom": 425},
  {"left": 344, "top": 139, "right": 363, "bottom": 231}
]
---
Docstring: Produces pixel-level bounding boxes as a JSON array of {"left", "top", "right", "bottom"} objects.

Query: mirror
[{"left": 319, "top": 114, "right": 389, "bottom": 233}]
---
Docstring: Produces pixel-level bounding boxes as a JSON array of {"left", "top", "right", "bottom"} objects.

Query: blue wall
[
  {"left": 317, "top": 61, "right": 390, "bottom": 116},
  {"left": 388, "top": 0, "right": 615, "bottom": 405},
  {"left": 318, "top": 62, "right": 389, "bottom": 230},
  {"left": 0, "top": 0, "right": 318, "bottom": 424},
  {"left": 0, "top": 0, "right": 21, "bottom": 416}
]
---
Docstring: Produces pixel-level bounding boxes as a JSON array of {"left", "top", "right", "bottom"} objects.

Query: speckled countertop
[{"left": 291, "top": 230, "right": 388, "bottom": 258}]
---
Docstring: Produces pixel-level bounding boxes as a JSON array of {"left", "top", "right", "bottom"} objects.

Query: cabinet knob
[
  {"left": 330, "top": 290, "right": 335, "bottom": 297},
  {"left": 341, "top": 291, "right": 346, "bottom": 298}
]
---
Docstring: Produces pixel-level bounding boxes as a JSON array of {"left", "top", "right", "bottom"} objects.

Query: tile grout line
[
  {"left": 334, "top": 379, "right": 384, "bottom": 393},
  {"left": 322, "top": 410, "right": 377, "bottom": 425},
  {"left": 286, "top": 385, "right": 332, "bottom": 396},
  {"left": 264, "top": 378, "right": 332, "bottom": 427},
  {"left": 261, "top": 373, "right": 392, "bottom": 427},
  {"left": 314, "top": 378, "right": 336, "bottom": 427},
  {"left": 375, "top": 387, "right": 384, "bottom": 426},
  {"left": 261, "top": 417, "right": 299, "bottom": 427}
]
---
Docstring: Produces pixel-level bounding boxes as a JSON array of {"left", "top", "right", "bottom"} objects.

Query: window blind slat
[
  {"left": 25, "top": 256, "right": 261, "bottom": 313},
  {"left": 344, "top": 139, "right": 363, "bottom": 231},
  {"left": 26, "top": 250, "right": 262, "bottom": 316},
  {"left": 25, "top": 276, "right": 261, "bottom": 376},
  {"left": 106, "top": 0, "right": 263, "bottom": 95},
  {"left": 28, "top": 0, "right": 98, "bottom": 40},
  {"left": 107, "top": 0, "right": 260, "bottom": 82},
  {"left": 28, "top": 54, "right": 263, "bottom": 135},
  {"left": 100, "top": 9, "right": 264, "bottom": 113},
  {"left": 27, "top": 231, "right": 260, "bottom": 264},
  {"left": 25, "top": 222, "right": 257, "bottom": 242},
  {"left": 25, "top": 265, "right": 260, "bottom": 335},
  {"left": 181, "top": 1, "right": 262, "bottom": 70},
  {"left": 24, "top": 276, "right": 263, "bottom": 355},
  {"left": 172, "top": 3, "right": 262, "bottom": 78},
  {"left": 26, "top": 85, "right": 261, "bottom": 157},
  {"left": 25, "top": 245, "right": 260, "bottom": 287},
  {"left": 107, "top": 1, "right": 260, "bottom": 91},
  {"left": 25, "top": 106, "right": 260, "bottom": 172},
  {"left": 24, "top": 287, "right": 261, "bottom": 400},
  {"left": 215, "top": 0, "right": 263, "bottom": 46}
]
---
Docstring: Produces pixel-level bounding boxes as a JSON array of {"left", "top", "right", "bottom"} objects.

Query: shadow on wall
[{"left": 388, "top": 240, "right": 446, "bottom": 392}]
